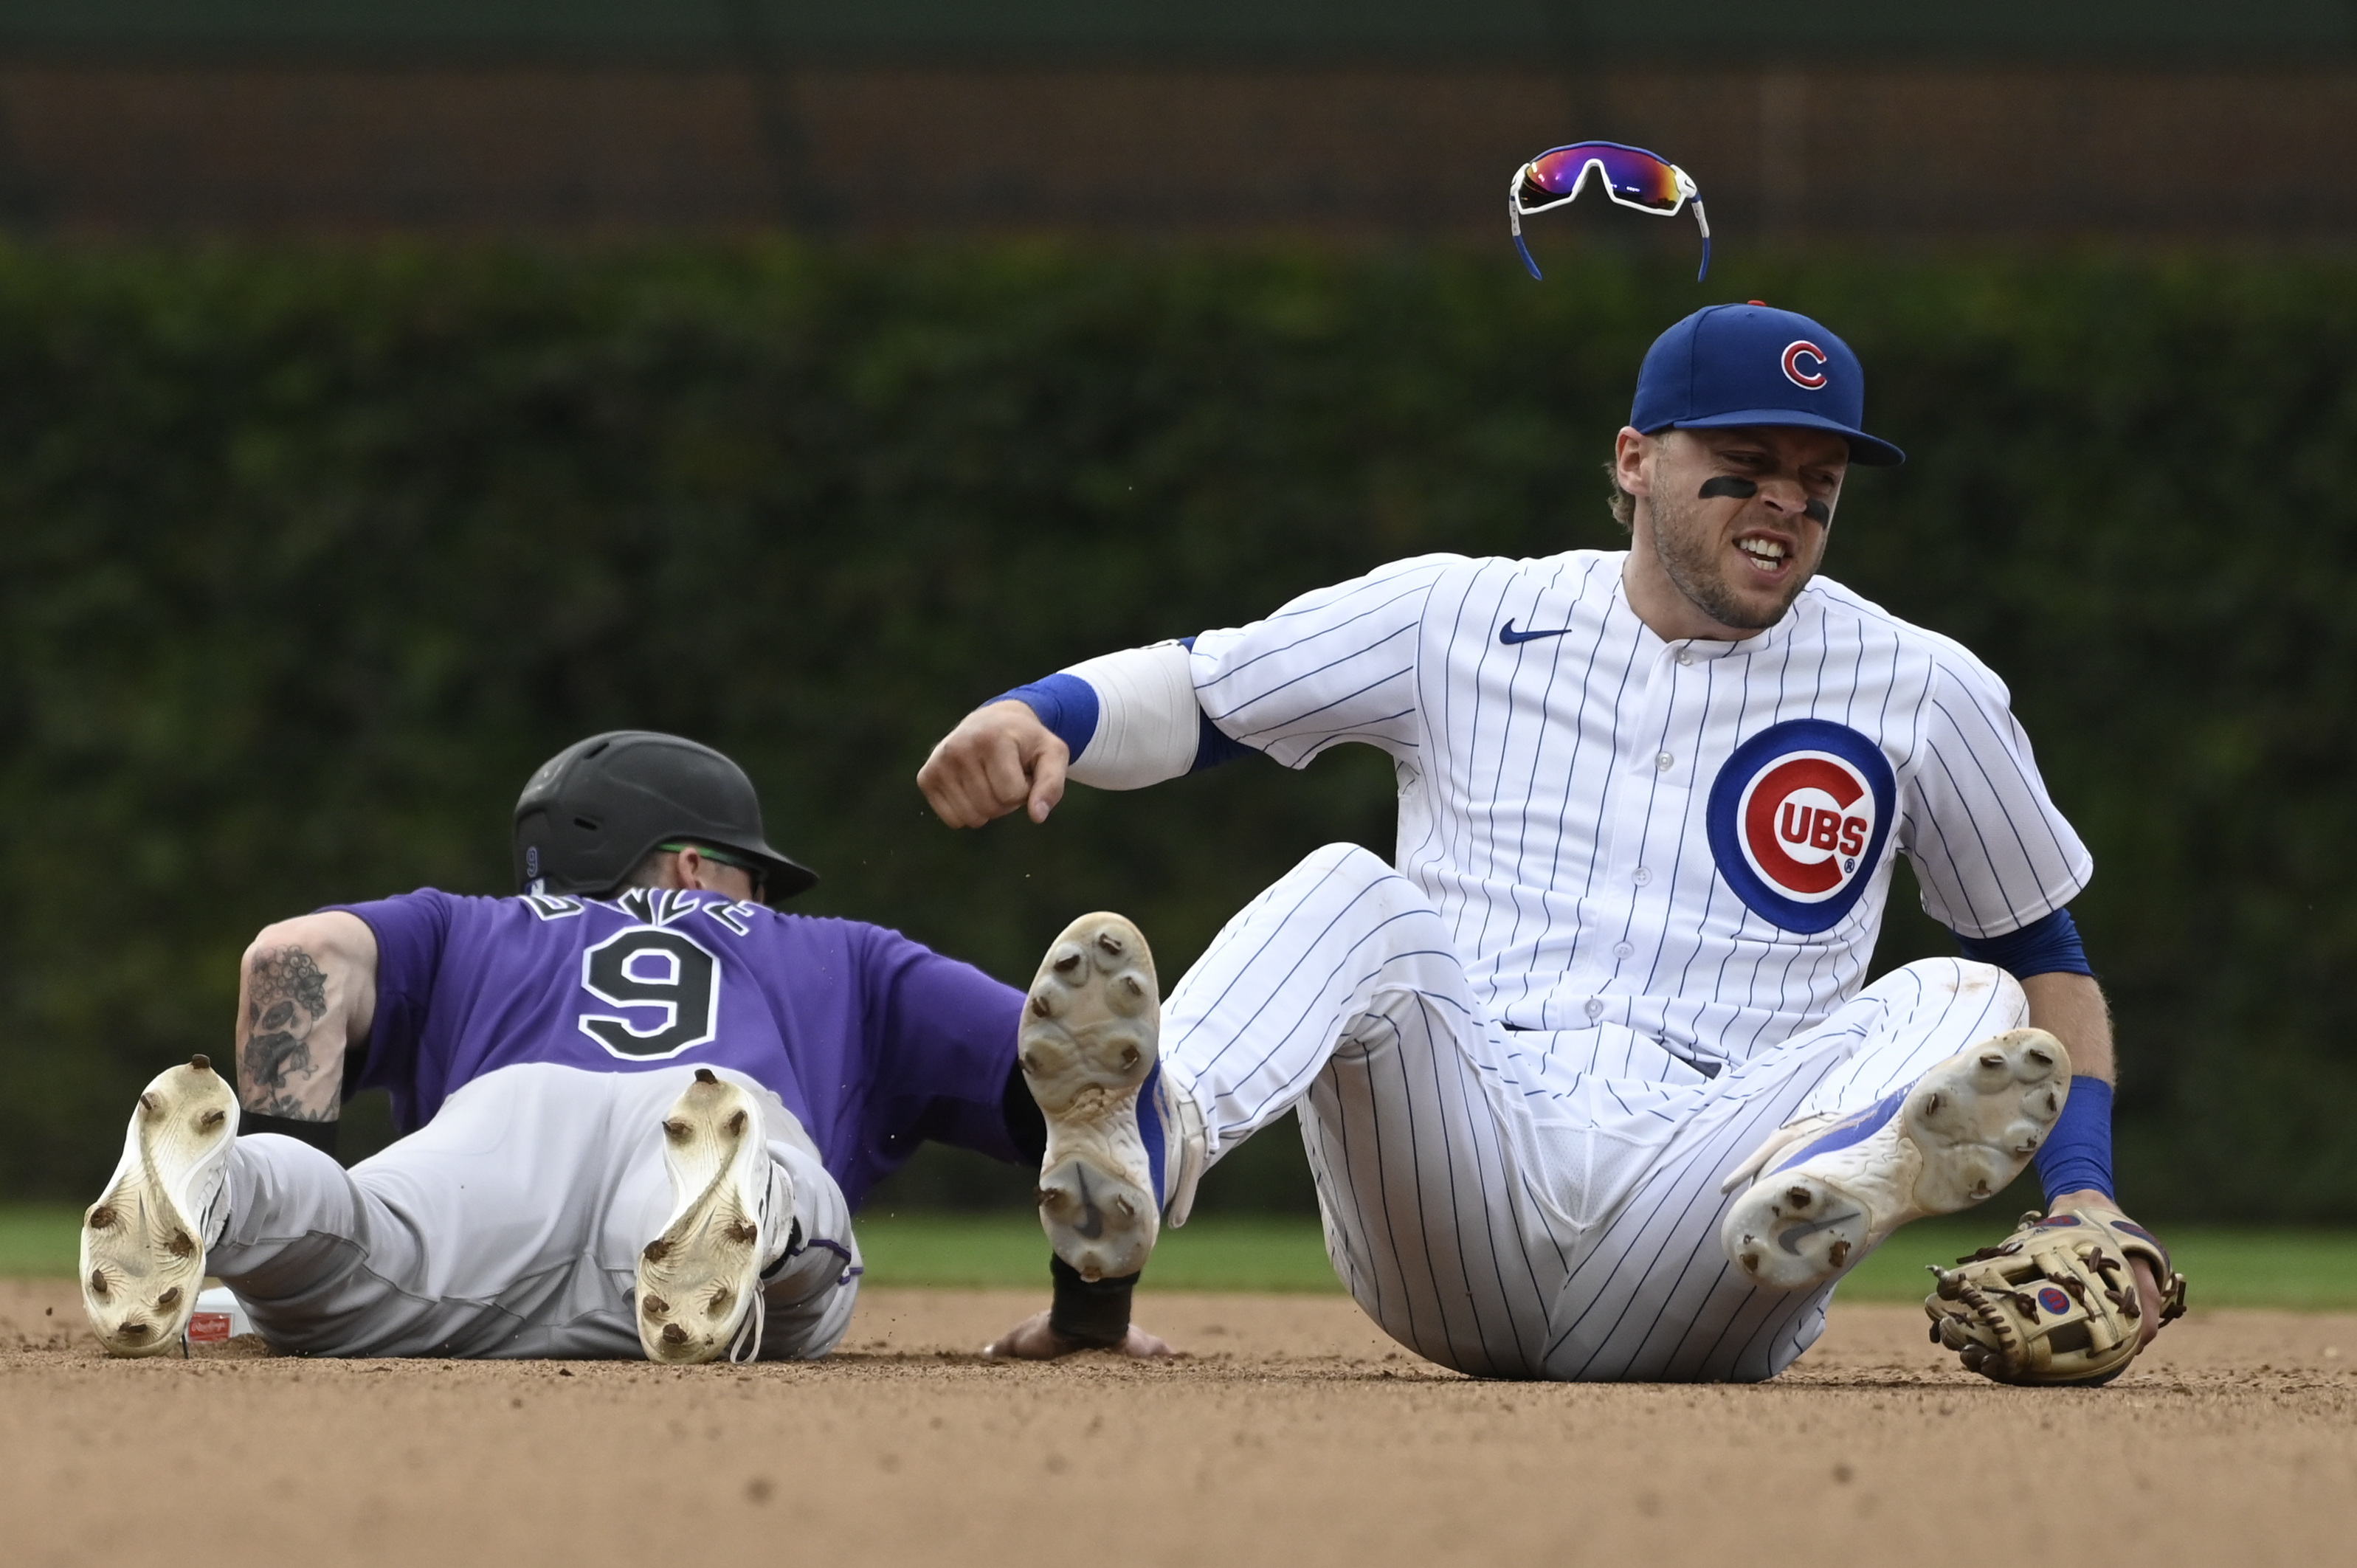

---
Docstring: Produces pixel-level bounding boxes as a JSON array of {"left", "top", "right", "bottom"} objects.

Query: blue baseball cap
[{"left": 1629, "top": 303, "right": 1904, "bottom": 466}]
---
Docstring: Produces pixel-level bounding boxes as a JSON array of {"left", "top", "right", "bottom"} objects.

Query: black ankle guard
[
  {"left": 1049, "top": 1254, "right": 1139, "bottom": 1347},
  {"left": 239, "top": 1112, "right": 339, "bottom": 1158}
]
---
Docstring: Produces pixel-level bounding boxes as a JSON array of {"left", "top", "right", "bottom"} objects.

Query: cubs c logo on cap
[
  {"left": 1781, "top": 340, "right": 1829, "bottom": 390},
  {"left": 1706, "top": 718, "right": 1895, "bottom": 933}
]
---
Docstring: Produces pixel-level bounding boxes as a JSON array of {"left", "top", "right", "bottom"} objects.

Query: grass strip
[
  {"left": 1837, "top": 1218, "right": 2357, "bottom": 1310},
  {"left": 0, "top": 1205, "right": 78, "bottom": 1277},
  {"left": 856, "top": 1213, "right": 1344, "bottom": 1293},
  {"left": 10, "top": 1204, "right": 2357, "bottom": 1309}
]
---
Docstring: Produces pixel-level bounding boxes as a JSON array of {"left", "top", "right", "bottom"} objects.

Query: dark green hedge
[{"left": 1, "top": 243, "right": 2350, "bottom": 1220}]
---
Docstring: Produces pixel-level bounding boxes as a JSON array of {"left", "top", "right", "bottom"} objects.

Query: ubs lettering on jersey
[{"left": 1705, "top": 719, "right": 1896, "bottom": 934}]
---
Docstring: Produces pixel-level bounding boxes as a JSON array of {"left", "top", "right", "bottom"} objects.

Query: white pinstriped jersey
[{"left": 1187, "top": 549, "right": 2091, "bottom": 1070}]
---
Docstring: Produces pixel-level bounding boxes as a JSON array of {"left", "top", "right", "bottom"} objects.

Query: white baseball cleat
[
  {"left": 81, "top": 1055, "right": 240, "bottom": 1357},
  {"left": 1719, "top": 1029, "right": 2071, "bottom": 1291},
  {"left": 637, "top": 1069, "right": 781, "bottom": 1365},
  {"left": 1021, "top": 913, "right": 1162, "bottom": 1282}
]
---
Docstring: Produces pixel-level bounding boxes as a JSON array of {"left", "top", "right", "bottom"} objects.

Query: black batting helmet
[{"left": 511, "top": 731, "right": 818, "bottom": 901}]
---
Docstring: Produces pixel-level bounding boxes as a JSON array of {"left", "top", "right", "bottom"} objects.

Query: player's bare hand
[
  {"left": 917, "top": 700, "right": 1069, "bottom": 828},
  {"left": 979, "top": 1309, "right": 1174, "bottom": 1361}
]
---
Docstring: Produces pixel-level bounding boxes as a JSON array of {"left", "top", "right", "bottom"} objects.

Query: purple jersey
[{"left": 334, "top": 886, "right": 1025, "bottom": 1209}]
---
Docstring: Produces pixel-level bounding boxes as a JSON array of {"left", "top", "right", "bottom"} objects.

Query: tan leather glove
[{"left": 1924, "top": 1205, "right": 2187, "bottom": 1385}]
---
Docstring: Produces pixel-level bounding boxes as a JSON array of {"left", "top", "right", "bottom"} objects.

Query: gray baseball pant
[{"left": 209, "top": 1062, "right": 860, "bottom": 1359}]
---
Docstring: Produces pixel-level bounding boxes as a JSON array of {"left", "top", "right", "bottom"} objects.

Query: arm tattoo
[{"left": 242, "top": 946, "right": 335, "bottom": 1119}]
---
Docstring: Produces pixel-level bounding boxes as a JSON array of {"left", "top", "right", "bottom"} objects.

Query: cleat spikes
[
  {"left": 1021, "top": 913, "right": 1163, "bottom": 1285},
  {"left": 638, "top": 1073, "right": 777, "bottom": 1364},
  {"left": 80, "top": 1058, "right": 238, "bottom": 1355}
]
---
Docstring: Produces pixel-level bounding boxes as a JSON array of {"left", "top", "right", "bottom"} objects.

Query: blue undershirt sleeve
[
  {"left": 1193, "top": 709, "right": 1257, "bottom": 772},
  {"left": 1178, "top": 635, "right": 1256, "bottom": 773},
  {"left": 1950, "top": 906, "right": 2093, "bottom": 979}
]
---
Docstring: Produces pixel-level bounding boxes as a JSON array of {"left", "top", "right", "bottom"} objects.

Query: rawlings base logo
[{"left": 1706, "top": 719, "right": 1895, "bottom": 933}]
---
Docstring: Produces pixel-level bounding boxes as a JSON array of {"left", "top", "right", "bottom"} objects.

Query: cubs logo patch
[
  {"left": 1705, "top": 719, "right": 1895, "bottom": 933},
  {"left": 1781, "top": 339, "right": 1829, "bottom": 390}
]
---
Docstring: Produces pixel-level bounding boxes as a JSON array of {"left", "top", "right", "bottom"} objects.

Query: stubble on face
[
  {"left": 1630, "top": 428, "right": 1844, "bottom": 635},
  {"left": 1644, "top": 480, "right": 1813, "bottom": 630}
]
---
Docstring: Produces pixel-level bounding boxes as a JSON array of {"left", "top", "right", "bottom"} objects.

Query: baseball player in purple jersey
[
  {"left": 78, "top": 731, "right": 1166, "bottom": 1361},
  {"left": 927, "top": 303, "right": 2185, "bottom": 1379}
]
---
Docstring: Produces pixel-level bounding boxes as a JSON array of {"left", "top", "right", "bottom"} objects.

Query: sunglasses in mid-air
[{"left": 1510, "top": 141, "right": 1711, "bottom": 283}]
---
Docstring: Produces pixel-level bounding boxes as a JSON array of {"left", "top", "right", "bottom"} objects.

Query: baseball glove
[{"left": 1923, "top": 1206, "right": 2188, "bottom": 1385}]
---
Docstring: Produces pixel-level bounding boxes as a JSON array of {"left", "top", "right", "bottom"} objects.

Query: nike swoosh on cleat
[
  {"left": 1775, "top": 1209, "right": 1861, "bottom": 1255},
  {"left": 1499, "top": 621, "right": 1579, "bottom": 645},
  {"left": 1069, "top": 1167, "right": 1106, "bottom": 1240}
]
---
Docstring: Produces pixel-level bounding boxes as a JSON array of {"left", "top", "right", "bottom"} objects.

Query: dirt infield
[{"left": 6, "top": 1279, "right": 2351, "bottom": 1568}]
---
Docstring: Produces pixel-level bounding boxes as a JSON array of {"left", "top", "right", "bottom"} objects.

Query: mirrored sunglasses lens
[
  {"left": 1595, "top": 148, "right": 1683, "bottom": 210},
  {"left": 1530, "top": 144, "right": 1683, "bottom": 211},
  {"left": 1525, "top": 146, "right": 1601, "bottom": 196}
]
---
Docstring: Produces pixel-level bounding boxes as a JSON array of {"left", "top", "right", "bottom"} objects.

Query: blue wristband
[
  {"left": 2034, "top": 1076, "right": 2115, "bottom": 1203},
  {"left": 989, "top": 672, "right": 1099, "bottom": 757}
]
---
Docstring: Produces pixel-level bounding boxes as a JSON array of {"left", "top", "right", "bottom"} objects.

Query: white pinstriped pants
[{"left": 1159, "top": 844, "right": 2027, "bottom": 1382}]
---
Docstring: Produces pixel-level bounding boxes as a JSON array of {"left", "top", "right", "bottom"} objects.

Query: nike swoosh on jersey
[{"left": 1498, "top": 620, "right": 1579, "bottom": 644}]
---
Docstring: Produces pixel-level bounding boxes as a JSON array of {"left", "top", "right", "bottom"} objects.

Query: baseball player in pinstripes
[{"left": 925, "top": 303, "right": 2183, "bottom": 1379}]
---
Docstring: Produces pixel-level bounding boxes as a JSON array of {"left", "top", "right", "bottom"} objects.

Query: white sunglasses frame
[{"left": 1509, "top": 146, "right": 1711, "bottom": 282}]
